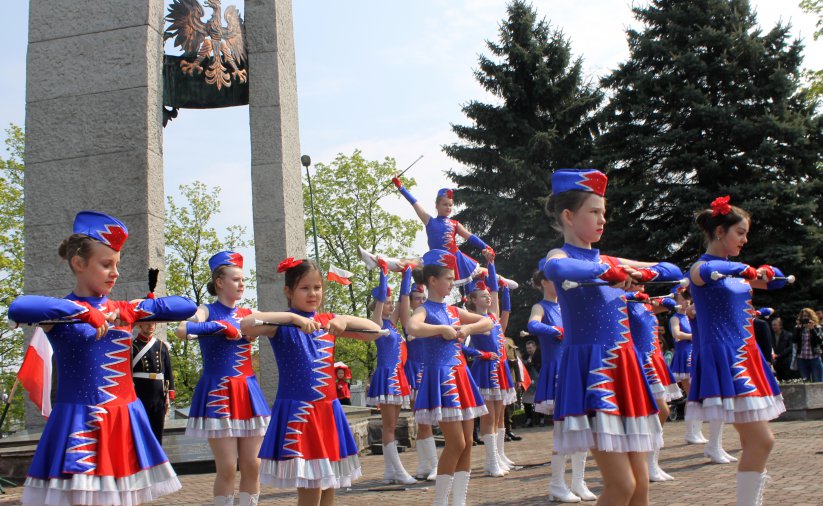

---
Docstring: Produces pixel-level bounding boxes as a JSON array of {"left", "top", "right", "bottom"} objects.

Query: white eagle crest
[{"left": 164, "top": 0, "right": 247, "bottom": 90}]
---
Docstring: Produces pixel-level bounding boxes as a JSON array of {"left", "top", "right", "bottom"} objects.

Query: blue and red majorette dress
[
  {"left": 532, "top": 300, "right": 564, "bottom": 415},
  {"left": 8, "top": 293, "right": 197, "bottom": 505},
  {"left": 469, "top": 313, "right": 516, "bottom": 405},
  {"left": 425, "top": 216, "right": 480, "bottom": 284},
  {"left": 686, "top": 254, "right": 786, "bottom": 423},
  {"left": 186, "top": 301, "right": 271, "bottom": 438},
  {"left": 366, "top": 319, "right": 412, "bottom": 407},
  {"left": 669, "top": 312, "right": 694, "bottom": 381},
  {"left": 543, "top": 243, "right": 663, "bottom": 454},
  {"left": 259, "top": 310, "right": 361, "bottom": 489},
  {"left": 414, "top": 301, "right": 488, "bottom": 424},
  {"left": 403, "top": 333, "right": 424, "bottom": 397},
  {"left": 627, "top": 299, "right": 683, "bottom": 403}
]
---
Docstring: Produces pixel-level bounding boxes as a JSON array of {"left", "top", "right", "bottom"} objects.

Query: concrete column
[
  {"left": 23, "top": 0, "right": 166, "bottom": 428},
  {"left": 245, "top": 0, "right": 306, "bottom": 399}
]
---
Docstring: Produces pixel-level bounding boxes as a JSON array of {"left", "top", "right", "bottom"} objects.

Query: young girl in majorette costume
[
  {"left": 241, "top": 258, "right": 383, "bottom": 506},
  {"left": 687, "top": 196, "right": 789, "bottom": 505},
  {"left": 542, "top": 169, "right": 683, "bottom": 505},
  {"left": 9, "top": 211, "right": 197, "bottom": 506},
  {"left": 406, "top": 250, "right": 494, "bottom": 506},
  {"left": 365, "top": 261, "right": 416, "bottom": 485},
  {"left": 177, "top": 251, "right": 271, "bottom": 506}
]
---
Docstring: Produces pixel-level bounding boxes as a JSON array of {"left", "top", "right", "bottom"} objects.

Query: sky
[{"left": 2, "top": 1, "right": 821, "bottom": 281}]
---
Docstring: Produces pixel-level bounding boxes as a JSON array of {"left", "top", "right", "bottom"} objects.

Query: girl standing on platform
[
  {"left": 241, "top": 258, "right": 382, "bottom": 506},
  {"left": 542, "top": 169, "right": 684, "bottom": 506},
  {"left": 668, "top": 287, "right": 708, "bottom": 445},
  {"left": 392, "top": 177, "right": 493, "bottom": 285},
  {"left": 366, "top": 261, "right": 416, "bottom": 484},
  {"left": 464, "top": 259, "right": 518, "bottom": 478},
  {"left": 176, "top": 251, "right": 271, "bottom": 506},
  {"left": 406, "top": 250, "right": 493, "bottom": 506},
  {"left": 9, "top": 211, "right": 197, "bottom": 506},
  {"left": 687, "top": 196, "right": 789, "bottom": 505},
  {"left": 528, "top": 259, "right": 596, "bottom": 502}
]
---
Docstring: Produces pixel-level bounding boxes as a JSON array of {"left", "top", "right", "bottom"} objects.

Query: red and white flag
[
  {"left": 517, "top": 356, "right": 532, "bottom": 392},
  {"left": 327, "top": 264, "right": 354, "bottom": 285},
  {"left": 17, "top": 327, "right": 53, "bottom": 418}
]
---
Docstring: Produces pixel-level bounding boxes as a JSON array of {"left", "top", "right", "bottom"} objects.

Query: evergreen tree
[
  {"left": 597, "top": 0, "right": 823, "bottom": 313},
  {"left": 444, "top": 0, "right": 602, "bottom": 333}
]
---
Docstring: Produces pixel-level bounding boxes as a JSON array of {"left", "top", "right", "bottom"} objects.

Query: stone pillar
[
  {"left": 246, "top": 0, "right": 306, "bottom": 399},
  {"left": 23, "top": 0, "right": 166, "bottom": 429}
]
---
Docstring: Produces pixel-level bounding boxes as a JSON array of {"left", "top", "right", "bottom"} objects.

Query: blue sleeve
[
  {"left": 371, "top": 269, "right": 388, "bottom": 303},
  {"left": 134, "top": 296, "right": 197, "bottom": 322},
  {"left": 467, "top": 234, "right": 489, "bottom": 250},
  {"left": 185, "top": 321, "right": 226, "bottom": 336},
  {"left": 399, "top": 267, "right": 412, "bottom": 297},
  {"left": 526, "top": 320, "right": 561, "bottom": 337},
  {"left": 660, "top": 297, "right": 677, "bottom": 311},
  {"left": 698, "top": 260, "right": 750, "bottom": 283},
  {"left": 543, "top": 257, "right": 608, "bottom": 283},
  {"left": 647, "top": 262, "right": 683, "bottom": 282},
  {"left": 398, "top": 186, "right": 417, "bottom": 205},
  {"left": 461, "top": 343, "right": 482, "bottom": 359},
  {"left": 8, "top": 295, "right": 89, "bottom": 324},
  {"left": 486, "top": 262, "right": 498, "bottom": 292},
  {"left": 500, "top": 285, "right": 511, "bottom": 312},
  {"left": 766, "top": 267, "right": 788, "bottom": 290}
]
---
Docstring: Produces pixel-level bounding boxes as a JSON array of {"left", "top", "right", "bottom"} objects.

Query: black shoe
[{"left": 506, "top": 430, "right": 522, "bottom": 441}]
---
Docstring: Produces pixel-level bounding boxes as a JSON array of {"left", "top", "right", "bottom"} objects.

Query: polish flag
[
  {"left": 517, "top": 356, "right": 532, "bottom": 391},
  {"left": 17, "top": 327, "right": 53, "bottom": 418},
  {"left": 327, "top": 264, "right": 354, "bottom": 285}
]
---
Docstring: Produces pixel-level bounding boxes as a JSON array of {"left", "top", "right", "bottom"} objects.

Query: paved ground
[{"left": 2, "top": 419, "right": 821, "bottom": 505}]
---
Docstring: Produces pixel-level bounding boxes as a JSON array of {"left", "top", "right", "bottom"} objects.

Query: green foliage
[
  {"left": 164, "top": 181, "right": 254, "bottom": 406},
  {"left": 444, "top": 0, "right": 602, "bottom": 334},
  {"left": 0, "top": 124, "right": 25, "bottom": 433},
  {"left": 597, "top": 0, "right": 823, "bottom": 316},
  {"left": 303, "top": 150, "right": 418, "bottom": 380},
  {"left": 800, "top": 0, "right": 823, "bottom": 100}
]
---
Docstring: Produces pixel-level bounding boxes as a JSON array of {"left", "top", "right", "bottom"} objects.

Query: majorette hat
[
  {"left": 437, "top": 188, "right": 454, "bottom": 200},
  {"left": 73, "top": 211, "right": 128, "bottom": 252},
  {"left": 551, "top": 169, "right": 608, "bottom": 197},
  {"left": 465, "top": 277, "right": 489, "bottom": 294},
  {"left": 209, "top": 251, "right": 244, "bottom": 271},
  {"left": 410, "top": 283, "right": 427, "bottom": 296},
  {"left": 422, "top": 249, "right": 458, "bottom": 275}
]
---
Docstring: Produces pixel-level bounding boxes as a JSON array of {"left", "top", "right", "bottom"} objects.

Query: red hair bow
[
  {"left": 710, "top": 195, "right": 732, "bottom": 216},
  {"left": 446, "top": 189, "right": 454, "bottom": 199},
  {"left": 277, "top": 257, "right": 303, "bottom": 273}
]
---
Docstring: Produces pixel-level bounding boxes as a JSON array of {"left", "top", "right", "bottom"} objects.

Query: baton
[
  {"left": 561, "top": 278, "right": 689, "bottom": 291},
  {"left": 710, "top": 272, "right": 795, "bottom": 284}
]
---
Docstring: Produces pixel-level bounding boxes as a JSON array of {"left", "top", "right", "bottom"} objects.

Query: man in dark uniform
[{"left": 132, "top": 321, "right": 174, "bottom": 444}]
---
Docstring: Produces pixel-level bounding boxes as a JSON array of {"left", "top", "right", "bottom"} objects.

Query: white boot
[
  {"left": 433, "top": 474, "right": 454, "bottom": 506},
  {"left": 482, "top": 434, "right": 505, "bottom": 477},
  {"left": 238, "top": 492, "right": 258, "bottom": 506},
  {"left": 450, "top": 471, "right": 471, "bottom": 506},
  {"left": 570, "top": 452, "right": 597, "bottom": 501},
  {"left": 685, "top": 419, "right": 708, "bottom": 444},
  {"left": 648, "top": 448, "right": 675, "bottom": 482},
  {"left": 714, "top": 420, "right": 737, "bottom": 462},
  {"left": 416, "top": 437, "right": 438, "bottom": 481},
  {"left": 214, "top": 495, "right": 235, "bottom": 506},
  {"left": 497, "top": 429, "right": 515, "bottom": 467},
  {"left": 357, "top": 245, "right": 407, "bottom": 272},
  {"left": 705, "top": 420, "right": 733, "bottom": 464},
  {"left": 384, "top": 440, "right": 417, "bottom": 484},
  {"left": 736, "top": 471, "right": 769, "bottom": 506},
  {"left": 548, "top": 453, "right": 580, "bottom": 503}
]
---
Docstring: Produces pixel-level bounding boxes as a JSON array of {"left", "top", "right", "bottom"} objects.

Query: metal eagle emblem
[{"left": 164, "top": 0, "right": 247, "bottom": 91}]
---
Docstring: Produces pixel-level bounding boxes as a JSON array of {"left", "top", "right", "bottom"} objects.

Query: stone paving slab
[{"left": 2, "top": 420, "right": 821, "bottom": 505}]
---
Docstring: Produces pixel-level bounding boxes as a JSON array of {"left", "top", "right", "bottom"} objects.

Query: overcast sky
[{"left": 3, "top": 1, "right": 820, "bottom": 276}]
